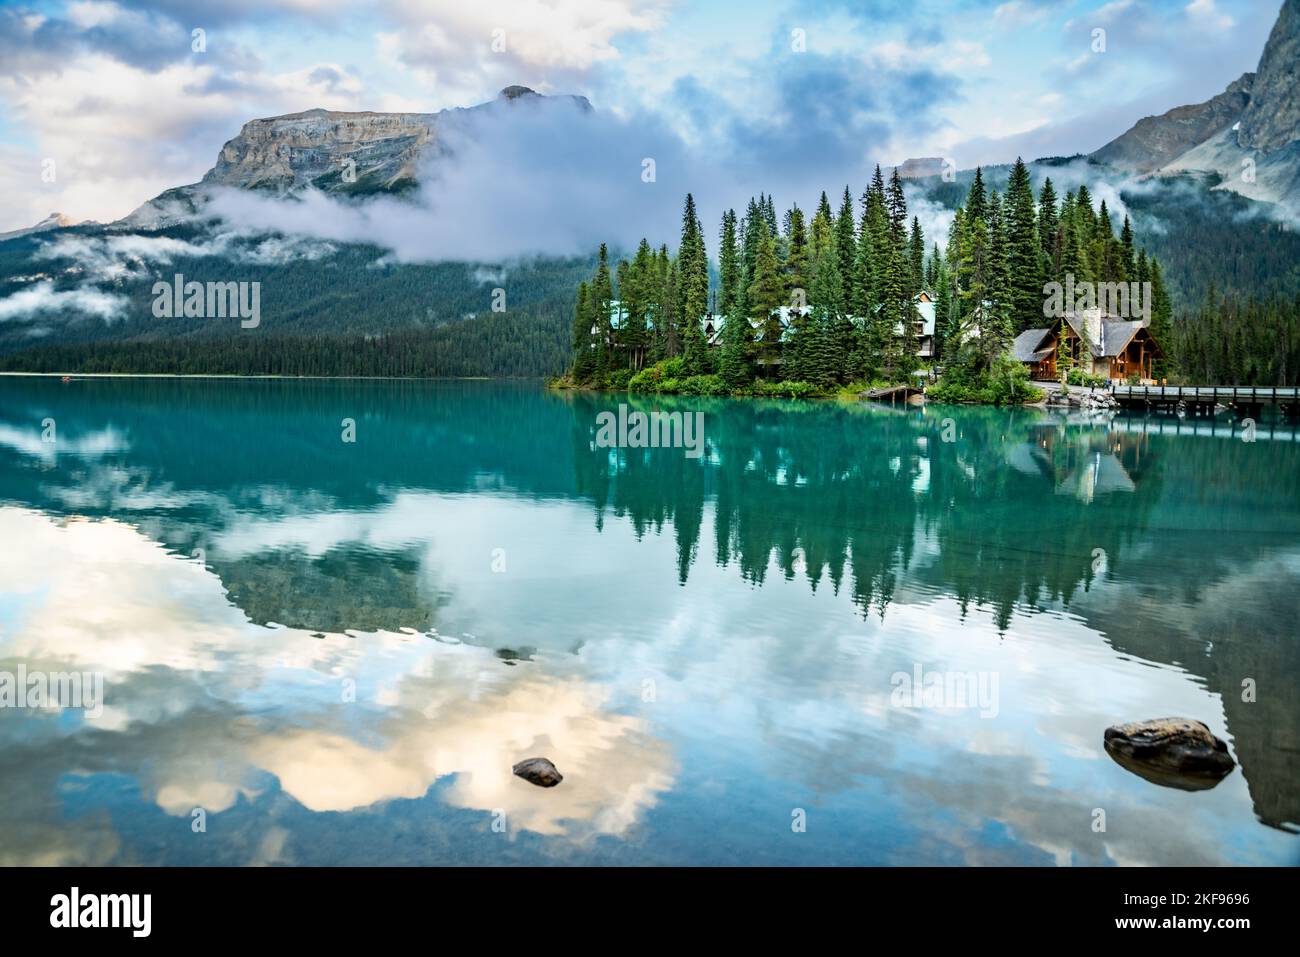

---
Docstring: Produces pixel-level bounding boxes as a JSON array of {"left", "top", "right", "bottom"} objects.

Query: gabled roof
[
  {"left": 1059, "top": 310, "right": 1159, "bottom": 357},
  {"left": 1099, "top": 320, "right": 1146, "bottom": 357},
  {"left": 1013, "top": 327, "right": 1054, "bottom": 363}
]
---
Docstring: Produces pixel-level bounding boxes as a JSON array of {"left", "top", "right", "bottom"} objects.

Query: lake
[{"left": 0, "top": 375, "right": 1297, "bottom": 865}]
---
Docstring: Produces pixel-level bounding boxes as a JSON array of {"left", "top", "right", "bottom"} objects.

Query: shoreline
[{"left": 0, "top": 372, "right": 509, "bottom": 381}]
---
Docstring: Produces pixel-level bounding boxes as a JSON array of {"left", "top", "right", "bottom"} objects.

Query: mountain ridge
[
  {"left": 1090, "top": 0, "right": 1299, "bottom": 209},
  {"left": 123, "top": 86, "right": 592, "bottom": 227}
]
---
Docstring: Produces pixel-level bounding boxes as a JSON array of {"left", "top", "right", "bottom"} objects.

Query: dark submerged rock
[
  {"left": 1103, "top": 717, "right": 1235, "bottom": 791},
  {"left": 512, "top": 757, "right": 563, "bottom": 788}
]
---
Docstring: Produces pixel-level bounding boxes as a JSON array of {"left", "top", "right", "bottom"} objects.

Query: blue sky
[{"left": 0, "top": 0, "right": 1284, "bottom": 231}]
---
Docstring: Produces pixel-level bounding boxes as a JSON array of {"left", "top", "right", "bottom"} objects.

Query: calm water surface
[{"left": 1, "top": 376, "right": 1297, "bottom": 865}]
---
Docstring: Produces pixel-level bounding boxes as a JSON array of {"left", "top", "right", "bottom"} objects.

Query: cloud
[
  {"left": 0, "top": 47, "right": 392, "bottom": 231},
  {"left": 197, "top": 61, "right": 956, "bottom": 264},
  {"left": 34, "top": 231, "right": 337, "bottom": 282},
  {"left": 1185, "top": 0, "right": 1235, "bottom": 30},
  {"left": 204, "top": 96, "right": 685, "bottom": 260},
  {"left": 377, "top": 0, "right": 669, "bottom": 103},
  {"left": 0, "top": 281, "right": 128, "bottom": 323}
]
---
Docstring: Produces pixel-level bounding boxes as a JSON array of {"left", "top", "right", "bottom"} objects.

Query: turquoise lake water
[{"left": 0, "top": 375, "right": 1297, "bottom": 865}]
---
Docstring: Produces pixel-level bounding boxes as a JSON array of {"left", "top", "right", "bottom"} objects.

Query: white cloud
[
  {"left": 1186, "top": 0, "right": 1235, "bottom": 30},
  {"left": 0, "top": 50, "right": 403, "bottom": 231},
  {"left": 0, "top": 280, "right": 127, "bottom": 323}
]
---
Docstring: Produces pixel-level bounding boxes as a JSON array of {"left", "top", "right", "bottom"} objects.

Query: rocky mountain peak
[
  {"left": 1237, "top": 0, "right": 1299, "bottom": 152},
  {"left": 121, "top": 87, "right": 595, "bottom": 226},
  {"left": 1091, "top": 73, "right": 1253, "bottom": 172}
]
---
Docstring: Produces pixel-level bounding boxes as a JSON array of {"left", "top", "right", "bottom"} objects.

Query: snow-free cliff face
[
  {"left": 201, "top": 109, "right": 441, "bottom": 193},
  {"left": 122, "top": 86, "right": 592, "bottom": 226}
]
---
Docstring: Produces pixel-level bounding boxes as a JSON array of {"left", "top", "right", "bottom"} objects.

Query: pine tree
[
  {"left": 885, "top": 169, "right": 916, "bottom": 371},
  {"left": 592, "top": 243, "right": 614, "bottom": 373},
  {"left": 785, "top": 203, "right": 810, "bottom": 300},
  {"left": 719, "top": 209, "right": 740, "bottom": 314},
  {"left": 835, "top": 186, "right": 857, "bottom": 308},
  {"left": 1119, "top": 215, "right": 1135, "bottom": 280},
  {"left": 1056, "top": 316, "right": 1074, "bottom": 384},
  {"left": 959, "top": 211, "right": 992, "bottom": 367},
  {"left": 762, "top": 194, "right": 778, "bottom": 236},
  {"left": 933, "top": 250, "right": 952, "bottom": 362},
  {"left": 983, "top": 192, "right": 1014, "bottom": 365},
  {"left": 1005, "top": 157, "right": 1042, "bottom": 333},
  {"left": 812, "top": 191, "right": 834, "bottom": 260},
  {"left": 1038, "top": 177, "right": 1059, "bottom": 280},
  {"left": 1058, "top": 191, "right": 1081, "bottom": 283},
  {"left": 809, "top": 244, "right": 847, "bottom": 385},
  {"left": 965, "top": 167, "right": 987, "bottom": 226},
  {"left": 909, "top": 216, "right": 925, "bottom": 295},
  {"left": 1149, "top": 257, "right": 1173, "bottom": 381},
  {"left": 677, "top": 193, "right": 709, "bottom": 328},
  {"left": 663, "top": 251, "right": 680, "bottom": 357},
  {"left": 944, "top": 208, "right": 965, "bottom": 350},
  {"left": 748, "top": 229, "right": 785, "bottom": 368},
  {"left": 719, "top": 301, "right": 753, "bottom": 388},
  {"left": 572, "top": 280, "right": 596, "bottom": 380}
]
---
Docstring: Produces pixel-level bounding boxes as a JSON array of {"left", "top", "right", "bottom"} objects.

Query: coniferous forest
[{"left": 563, "top": 159, "right": 1300, "bottom": 399}]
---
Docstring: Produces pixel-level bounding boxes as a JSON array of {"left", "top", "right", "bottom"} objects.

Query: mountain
[
  {"left": 894, "top": 157, "right": 949, "bottom": 179},
  {"left": 0, "top": 212, "right": 76, "bottom": 241},
  {"left": 1091, "top": 0, "right": 1300, "bottom": 209},
  {"left": 1237, "top": 0, "right": 1300, "bottom": 153},
  {"left": 1090, "top": 74, "right": 1254, "bottom": 173},
  {"left": 124, "top": 86, "right": 591, "bottom": 228},
  {"left": 0, "top": 86, "right": 600, "bottom": 376}
]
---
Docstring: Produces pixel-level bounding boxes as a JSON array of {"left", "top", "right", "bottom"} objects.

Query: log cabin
[{"left": 1013, "top": 308, "right": 1163, "bottom": 383}]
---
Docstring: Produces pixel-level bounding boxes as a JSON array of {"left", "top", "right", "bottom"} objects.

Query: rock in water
[
  {"left": 512, "top": 757, "right": 563, "bottom": 788},
  {"left": 1103, "top": 718, "right": 1235, "bottom": 791}
]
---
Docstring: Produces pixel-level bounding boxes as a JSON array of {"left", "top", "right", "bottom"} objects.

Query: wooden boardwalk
[
  {"left": 1111, "top": 384, "right": 1300, "bottom": 418},
  {"left": 1112, "top": 385, "right": 1300, "bottom": 403}
]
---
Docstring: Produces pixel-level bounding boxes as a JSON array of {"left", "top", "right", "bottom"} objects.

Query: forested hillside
[{"left": 0, "top": 224, "right": 594, "bottom": 377}]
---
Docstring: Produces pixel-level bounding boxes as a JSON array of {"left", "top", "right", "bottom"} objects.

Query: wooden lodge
[{"left": 1013, "top": 308, "right": 1163, "bottom": 383}]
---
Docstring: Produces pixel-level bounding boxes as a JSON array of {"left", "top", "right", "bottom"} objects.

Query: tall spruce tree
[
  {"left": 748, "top": 228, "right": 785, "bottom": 368},
  {"left": 719, "top": 209, "right": 740, "bottom": 314},
  {"left": 1005, "top": 157, "right": 1043, "bottom": 333},
  {"left": 909, "top": 216, "right": 926, "bottom": 295},
  {"left": 984, "top": 192, "right": 1014, "bottom": 364},
  {"left": 785, "top": 203, "right": 811, "bottom": 299},
  {"left": 572, "top": 280, "right": 596, "bottom": 380},
  {"left": 592, "top": 243, "right": 614, "bottom": 373},
  {"left": 812, "top": 191, "right": 834, "bottom": 260},
  {"left": 807, "top": 246, "right": 845, "bottom": 386},
  {"left": 1038, "top": 178, "right": 1059, "bottom": 281},
  {"left": 836, "top": 186, "right": 858, "bottom": 308}
]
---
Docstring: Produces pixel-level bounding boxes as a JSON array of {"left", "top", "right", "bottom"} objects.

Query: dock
[
  {"left": 862, "top": 385, "right": 923, "bottom": 404},
  {"left": 1110, "top": 385, "right": 1300, "bottom": 419}
]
